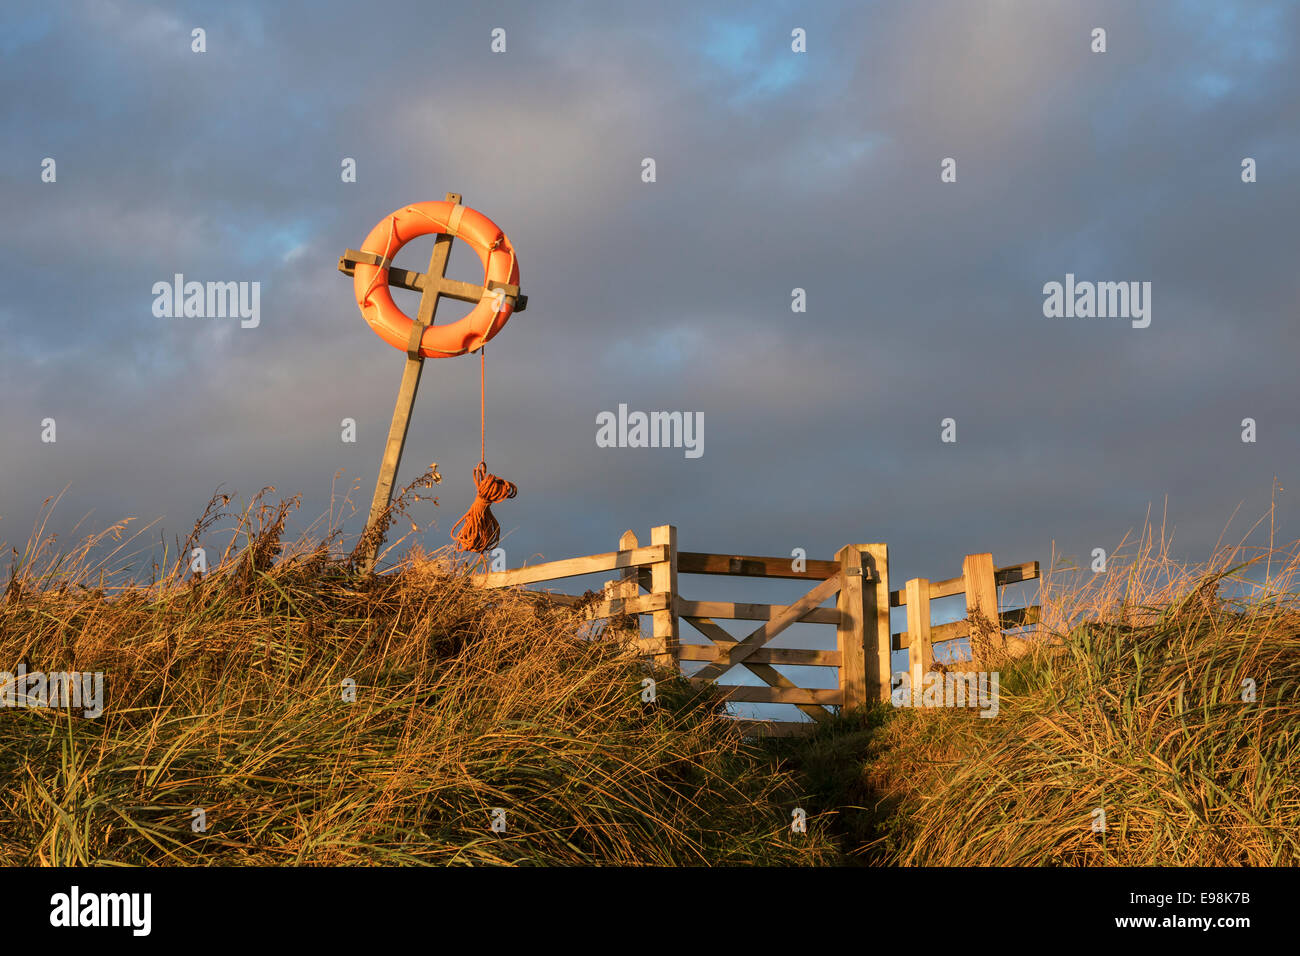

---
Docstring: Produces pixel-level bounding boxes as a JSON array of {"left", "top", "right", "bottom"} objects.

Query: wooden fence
[{"left": 471, "top": 526, "right": 1039, "bottom": 737}]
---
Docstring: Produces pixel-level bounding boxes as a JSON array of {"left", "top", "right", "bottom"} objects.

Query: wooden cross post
[{"left": 337, "top": 191, "right": 528, "bottom": 574}]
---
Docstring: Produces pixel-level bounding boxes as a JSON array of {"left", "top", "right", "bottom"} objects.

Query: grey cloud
[{"left": 1, "top": 0, "right": 1297, "bottom": 593}]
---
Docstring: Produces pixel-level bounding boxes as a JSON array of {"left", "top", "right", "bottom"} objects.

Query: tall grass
[
  {"left": 0, "top": 489, "right": 836, "bottom": 866},
  {"left": 12, "top": 488, "right": 1295, "bottom": 867},
  {"left": 859, "top": 519, "right": 1300, "bottom": 865}
]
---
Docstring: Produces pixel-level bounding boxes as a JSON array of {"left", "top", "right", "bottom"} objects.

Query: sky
[{"left": 2, "top": 1, "right": 1298, "bottom": 713}]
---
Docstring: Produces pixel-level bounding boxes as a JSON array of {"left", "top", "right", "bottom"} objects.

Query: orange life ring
[{"left": 352, "top": 201, "right": 520, "bottom": 358}]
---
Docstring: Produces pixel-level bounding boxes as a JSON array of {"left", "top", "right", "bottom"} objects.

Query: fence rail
[{"left": 471, "top": 525, "right": 1040, "bottom": 736}]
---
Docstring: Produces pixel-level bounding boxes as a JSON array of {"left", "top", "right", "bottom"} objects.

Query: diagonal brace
[{"left": 690, "top": 572, "right": 843, "bottom": 682}]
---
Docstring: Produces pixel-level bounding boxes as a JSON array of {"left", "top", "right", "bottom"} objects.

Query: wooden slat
[
  {"left": 703, "top": 685, "right": 842, "bottom": 706},
  {"left": 632, "top": 636, "right": 665, "bottom": 656},
  {"left": 595, "top": 530, "right": 645, "bottom": 616},
  {"left": 675, "top": 600, "right": 839, "bottom": 625},
  {"left": 684, "top": 617, "right": 831, "bottom": 722},
  {"left": 862, "top": 544, "right": 892, "bottom": 702},
  {"left": 339, "top": 252, "right": 529, "bottom": 311},
  {"left": 676, "top": 551, "right": 841, "bottom": 580},
  {"left": 996, "top": 561, "right": 1041, "bottom": 587},
  {"left": 681, "top": 615, "right": 736, "bottom": 646},
  {"left": 1001, "top": 604, "right": 1041, "bottom": 628},
  {"left": 893, "top": 619, "right": 967, "bottom": 651},
  {"left": 689, "top": 573, "right": 844, "bottom": 682},
  {"left": 890, "top": 560, "right": 1041, "bottom": 606},
  {"left": 893, "top": 606, "right": 1042, "bottom": 650},
  {"left": 471, "top": 545, "right": 668, "bottom": 588},
  {"left": 892, "top": 574, "right": 963, "bottom": 606},
  {"left": 963, "top": 552, "right": 1000, "bottom": 665},
  {"left": 905, "top": 578, "right": 932, "bottom": 701},
  {"left": 835, "top": 545, "right": 869, "bottom": 711},
  {"left": 676, "top": 644, "right": 842, "bottom": 666},
  {"left": 648, "top": 525, "right": 679, "bottom": 663},
  {"left": 584, "top": 592, "right": 670, "bottom": 619},
  {"left": 518, "top": 590, "right": 584, "bottom": 605},
  {"left": 614, "top": 530, "right": 640, "bottom": 601},
  {"left": 338, "top": 253, "right": 430, "bottom": 292},
  {"left": 430, "top": 275, "right": 488, "bottom": 304}
]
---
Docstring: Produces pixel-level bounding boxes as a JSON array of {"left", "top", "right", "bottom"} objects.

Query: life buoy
[{"left": 352, "top": 201, "right": 520, "bottom": 358}]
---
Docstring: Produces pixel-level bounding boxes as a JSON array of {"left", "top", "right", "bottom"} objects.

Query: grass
[
  {"left": 5, "top": 487, "right": 1298, "bottom": 866},
  {"left": 784, "top": 518, "right": 1300, "bottom": 865},
  {"left": 0, "top": 487, "right": 837, "bottom": 866}
]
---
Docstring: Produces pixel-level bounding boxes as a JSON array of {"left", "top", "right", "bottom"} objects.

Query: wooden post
[
  {"left": 649, "top": 525, "right": 679, "bottom": 668},
  {"left": 962, "top": 552, "right": 1000, "bottom": 666},
  {"left": 905, "top": 578, "right": 932, "bottom": 705},
  {"left": 835, "top": 545, "right": 868, "bottom": 711},
  {"left": 613, "top": 530, "right": 640, "bottom": 601},
  {"left": 861, "top": 544, "right": 892, "bottom": 702},
  {"left": 357, "top": 191, "right": 463, "bottom": 574}
]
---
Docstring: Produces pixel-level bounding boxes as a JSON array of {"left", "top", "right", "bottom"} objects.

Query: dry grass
[
  {"left": 12, "top": 484, "right": 1295, "bottom": 867},
  {"left": 859, "top": 515, "right": 1300, "bottom": 865},
  {"left": 0, "top": 488, "right": 836, "bottom": 866}
]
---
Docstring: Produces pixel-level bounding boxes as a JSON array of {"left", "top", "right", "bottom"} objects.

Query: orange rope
[{"left": 451, "top": 345, "right": 517, "bottom": 553}]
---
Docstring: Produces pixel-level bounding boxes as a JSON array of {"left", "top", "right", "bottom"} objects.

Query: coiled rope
[{"left": 450, "top": 346, "right": 517, "bottom": 553}]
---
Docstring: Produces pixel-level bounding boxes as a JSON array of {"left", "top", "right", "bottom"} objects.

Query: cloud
[{"left": 1, "top": 0, "right": 1298, "bottom": 589}]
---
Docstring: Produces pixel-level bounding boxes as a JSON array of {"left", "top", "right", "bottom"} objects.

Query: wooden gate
[{"left": 472, "top": 525, "right": 1039, "bottom": 736}]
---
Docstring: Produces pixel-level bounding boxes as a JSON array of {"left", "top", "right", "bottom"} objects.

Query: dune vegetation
[
  {"left": 0, "top": 487, "right": 835, "bottom": 865},
  {"left": 3, "top": 488, "right": 1297, "bottom": 866},
  {"left": 769, "top": 524, "right": 1300, "bottom": 866}
]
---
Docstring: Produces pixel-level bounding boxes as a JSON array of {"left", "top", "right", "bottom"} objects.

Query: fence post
[
  {"left": 612, "top": 530, "right": 640, "bottom": 601},
  {"left": 649, "top": 525, "right": 679, "bottom": 669},
  {"left": 905, "top": 578, "right": 932, "bottom": 704},
  {"left": 861, "top": 544, "right": 892, "bottom": 702},
  {"left": 835, "top": 546, "right": 868, "bottom": 711},
  {"left": 962, "top": 552, "right": 999, "bottom": 666}
]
